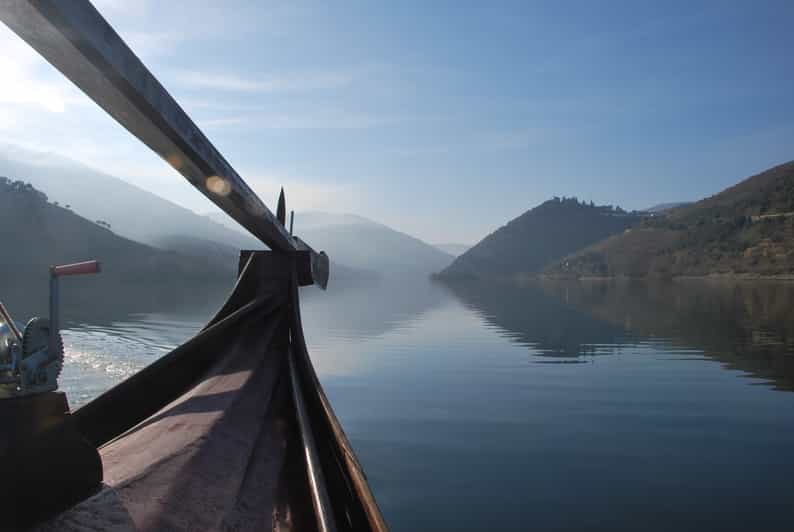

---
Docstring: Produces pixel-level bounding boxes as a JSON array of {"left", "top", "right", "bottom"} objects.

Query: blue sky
[{"left": 1, "top": 0, "right": 793, "bottom": 244}]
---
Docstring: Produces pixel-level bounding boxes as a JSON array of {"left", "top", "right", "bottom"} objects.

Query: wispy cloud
[
  {"left": 91, "top": 0, "right": 155, "bottom": 19},
  {"left": 122, "top": 30, "right": 186, "bottom": 59},
  {"left": 389, "top": 126, "right": 555, "bottom": 159},
  {"left": 0, "top": 26, "right": 88, "bottom": 113},
  {"left": 0, "top": 60, "right": 65, "bottom": 112},
  {"left": 172, "top": 69, "right": 355, "bottom": 93},
  {"left": 198, "top": 111, "right": 405, "bottom": 131},
  {"left": 197, "top": 117, "right": 249, "bottom": 128}
]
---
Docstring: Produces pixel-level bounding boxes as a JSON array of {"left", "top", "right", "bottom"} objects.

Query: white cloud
[
  {"left": 90, "top": 0, "right": 154, "bottom": 20},
  {"left": 122, "top": 30, "right": 186, "bottom": 59},
  {"left": 262, "top": 113, "right": 399, "bottom": 130},
  {"left": 198, "top": 111, "right": 403, "bottom": 131},
  {"left": 172, "top": 69, "right": 355, "bottom": 93},
  {"left": 0, "top": 57, "right": 66, "bottom": 112},
  {"left": 0, "top": 25, "right": 89, "bottom": 113},
  {"left": 70, "top": 1, "right": 186, "bottom": 61},
  {"left": 197, "top": 117, "right": 249, "bottom": 128}
]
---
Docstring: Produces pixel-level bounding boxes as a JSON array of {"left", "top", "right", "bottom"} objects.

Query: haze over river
[{"left": 6, "top": 277, "right": 794, "bottom": 531}]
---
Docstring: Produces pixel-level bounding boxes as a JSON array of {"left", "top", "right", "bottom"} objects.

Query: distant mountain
[
  {"left": 0, "top": 177, "right": 229, "bottom": 288},
  {"left": 436, "top": 198, "right": 642, "bottom": 279},
  {"left": 0, "top": 145, "right": 259, "bottom": 254},
  {"left": 204, "top": 210, "right": 375, "bottom": 234},
  {"left": 0, "top": 146, "right": 448, "bottom": 278},
  {"left": 292, "top": 211, "right": 375, "bottom": 230},
  {"left": 158, "top": 231, "right": 374, "bottom": 281},
  {"left": 433, "top": 243, "right": 471, "bottom": 257},
  {"left": 207, "top": 210, "right": 453, "bottom": 276},
  {"left": 300, "top": 216, "right": 454, "bottom": 276},
  {"left": 547, "top": 161, "right": 794, "bottom": 278},
  {"left": 643, "top": 202, "right": 690, "bottom": 213}
]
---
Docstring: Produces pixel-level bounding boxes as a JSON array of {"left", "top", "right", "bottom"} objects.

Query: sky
[{"left": 1, "top": 0, "right": 793, "bottom": 244}]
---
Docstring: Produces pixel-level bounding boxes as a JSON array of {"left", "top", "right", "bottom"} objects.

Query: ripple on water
[{"left": 60, "top": 317, "right": 201, "bottom": 409}]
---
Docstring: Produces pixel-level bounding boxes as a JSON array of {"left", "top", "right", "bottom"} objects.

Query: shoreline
[
  {"left": 434, "top": 272, "right": 794, "bottom": 283},
  {"left": 539, "top": 273, "right": 794, "bottom": 282}
]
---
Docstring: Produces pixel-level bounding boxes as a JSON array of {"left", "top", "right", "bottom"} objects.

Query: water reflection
[
  {"left": 442, "top": 279, "right": 628, "bottom": 357},
  {"left": 3, "top": 273, "right": 794, "bottom": 531},
  {"left": 301, "top": 277, "right": 447, "bottom": 340},
  {"left": 442, "top": 278, "right": 794, "bottom": 390},
  {"left": 300, "top": 277, "right": 448, "bottom": 376}
]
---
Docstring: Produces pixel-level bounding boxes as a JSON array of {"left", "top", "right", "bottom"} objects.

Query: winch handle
[
  {"left": 48, "top": 260, "right": 101, "bottom": 360},
  {"left": 51, "top": 260, "right": 101, "bottom": 277}
]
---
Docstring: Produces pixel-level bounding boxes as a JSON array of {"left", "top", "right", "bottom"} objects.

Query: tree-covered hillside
[
  {"left": 437, "top": 197, "right": 642, "bottom": 279},
  {"left": 547, "top": 161, "right": 794, "bottom": 278},
  {"left": 0, "top": 177, "right": 231, "bottom": 286}
]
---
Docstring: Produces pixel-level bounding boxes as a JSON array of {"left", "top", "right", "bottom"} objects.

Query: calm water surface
[{"left": 12, "top": 278, "right": 794, "bottom": 531}]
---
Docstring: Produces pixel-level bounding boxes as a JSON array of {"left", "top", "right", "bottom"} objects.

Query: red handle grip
[{"left": 52, "top": 260, "right": 101, "bottom": 276}]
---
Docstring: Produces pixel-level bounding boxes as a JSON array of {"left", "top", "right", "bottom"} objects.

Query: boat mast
[{"left": 0, "top": 0, "right": 327, "bottom": 286}]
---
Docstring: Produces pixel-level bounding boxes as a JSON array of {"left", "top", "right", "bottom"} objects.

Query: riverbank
[
  {"left": 434, "top": 271, "right": 794, "bottom": 285},
  {"left": 537, "top": 272, "right": 794, "bottom": 282}
]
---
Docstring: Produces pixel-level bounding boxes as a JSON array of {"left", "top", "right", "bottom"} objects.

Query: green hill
[
  {"left": 436, "top": 197, "right": 642, "bottom": 279},
  {"left": 547, "top": 161, "right": 794, "bottom": 278}
]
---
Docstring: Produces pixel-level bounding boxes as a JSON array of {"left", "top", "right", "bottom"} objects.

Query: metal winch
[{"left": 0, "top": 260, "right": 100, "bottom": 398}]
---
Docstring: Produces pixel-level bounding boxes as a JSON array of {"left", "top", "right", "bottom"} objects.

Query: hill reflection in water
[
  {"left": 3, "top": 274, "right": 794, "bottom": 530},
  {"left": 442, "top": 278, "right": 794, "bottom": 390}
]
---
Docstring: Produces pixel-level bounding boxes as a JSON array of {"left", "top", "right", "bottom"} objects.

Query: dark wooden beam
[{"left": 0, "top": 0, "right": 323, "bottom": 264}]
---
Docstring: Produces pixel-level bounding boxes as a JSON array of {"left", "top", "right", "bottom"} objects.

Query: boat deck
[{"left": 37, "top": 308, "right": 314, "bottom": 531}]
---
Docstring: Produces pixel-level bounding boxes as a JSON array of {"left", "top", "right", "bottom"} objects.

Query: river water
[{"left": 8, "top": 277, "right": 794, "bottom": 531}]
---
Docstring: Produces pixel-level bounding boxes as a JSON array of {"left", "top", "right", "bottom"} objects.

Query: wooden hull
[
  {"left": 0, "top": 2, "right": 371, "bottom": 528},
  {"left": 22, "top": 251, "right": 385, "bottom": 531}
]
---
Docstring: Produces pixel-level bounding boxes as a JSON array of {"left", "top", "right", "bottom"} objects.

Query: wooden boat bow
[{"left": 0, "top": 1, "right": 384, "bottom": 530}]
